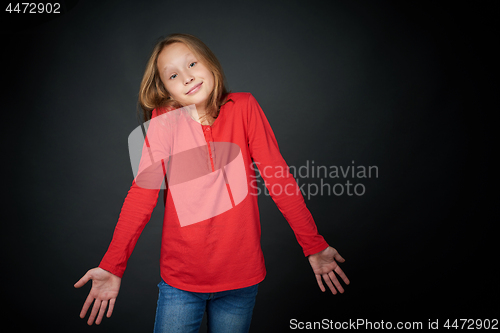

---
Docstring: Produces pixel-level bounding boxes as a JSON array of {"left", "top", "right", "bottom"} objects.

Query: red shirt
[{"left": 99, "top": 92, "right": 329, "bottom": 292}]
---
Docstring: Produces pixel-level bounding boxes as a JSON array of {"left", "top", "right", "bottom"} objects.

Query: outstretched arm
[
  {"left": 244, "top": 94, "right": 348, "bottom": 292},
  {"left": 74, "top": 267, "right": 122, "bottom": 325},
  {"left": 308, "top": 246, "right": 350, "bottom": 294}
]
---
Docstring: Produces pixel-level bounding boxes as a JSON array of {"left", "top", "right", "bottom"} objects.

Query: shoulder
[
  {"left": 225, "top": 92, "right": 255, "bottom": 104},
  {"left": 152, "top": 105, "right": 178, "bottom": 119},
  {"left": 224, "top": 92, "right": 259, "bottom": 111},
  {"left": 227, "top": 92, "right": 251, "bottom": 99}
]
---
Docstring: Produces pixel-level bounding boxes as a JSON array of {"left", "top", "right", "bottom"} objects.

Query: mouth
[{"left": 186, "top": 82, "right": 203, "bottom": 95}]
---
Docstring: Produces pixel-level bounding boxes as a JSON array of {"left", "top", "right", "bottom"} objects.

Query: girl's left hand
[{"left": 308, "top": 246, "right": 350, "bottom": 294}]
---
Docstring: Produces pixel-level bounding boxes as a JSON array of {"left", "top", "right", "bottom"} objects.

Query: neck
[
  {"left": 201, "top": 115, "right": 214, "bottom": 126},
  {"left": 196, "top": 104, "right": 214, "bottom": 125}
]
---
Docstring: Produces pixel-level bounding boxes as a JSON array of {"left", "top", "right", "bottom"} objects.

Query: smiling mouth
[{"left": 186, "top": 82, "right": 203, "bottom": 95}]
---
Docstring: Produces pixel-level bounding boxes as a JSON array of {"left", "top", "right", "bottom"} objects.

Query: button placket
[
  {"left": 208, "top": 130, "right": 214, "bottom": 159},
  {"left": 203, "top": 125, "right": 215, "bottom": 171}
]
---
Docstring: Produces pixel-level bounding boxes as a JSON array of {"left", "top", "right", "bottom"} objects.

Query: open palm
[
  {"left": 308, "top": 246, "right": 350, "bottom": 294},
  {"left": 74, "top": 267, "right": 121, "bottom": 325}
]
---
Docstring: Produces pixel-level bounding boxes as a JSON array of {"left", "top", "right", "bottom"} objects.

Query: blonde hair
[{"left": 138, "top": 33, "right": 231, "bottom": 122}]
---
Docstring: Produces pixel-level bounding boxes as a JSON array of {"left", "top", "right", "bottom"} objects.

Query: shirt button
[{"left": 205, "top": 127, "right": 210, "bottom": 131}]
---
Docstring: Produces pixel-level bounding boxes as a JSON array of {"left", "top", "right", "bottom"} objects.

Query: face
[{"left": 157, "top": 42, "right": 215, "bottom": 112}]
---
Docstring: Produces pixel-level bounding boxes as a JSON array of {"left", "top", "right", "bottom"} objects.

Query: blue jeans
[{"left": 153, "top": 280, "right": 259, "bottom": 333}]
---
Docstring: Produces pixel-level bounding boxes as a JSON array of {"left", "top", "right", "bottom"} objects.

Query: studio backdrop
[{"left": 2, "top": 0, "right": 496, "bottom": 332}]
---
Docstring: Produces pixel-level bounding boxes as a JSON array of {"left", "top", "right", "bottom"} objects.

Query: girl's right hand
[{"left": 74, "top": 267, "right": 121, "bottom": 325}]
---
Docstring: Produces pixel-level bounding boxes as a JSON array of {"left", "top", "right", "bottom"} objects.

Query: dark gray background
[{"left": 2, "top": 0, "right": 497, "bottom": 332}]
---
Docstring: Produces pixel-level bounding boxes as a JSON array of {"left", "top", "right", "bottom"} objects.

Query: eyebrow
[{"left": 163, "top": 53, "right": 195, "bottom": 73}]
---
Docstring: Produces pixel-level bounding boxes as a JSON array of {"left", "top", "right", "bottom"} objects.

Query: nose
[{"left": 184, "top": 75, "right": 194, "bottom": 85}]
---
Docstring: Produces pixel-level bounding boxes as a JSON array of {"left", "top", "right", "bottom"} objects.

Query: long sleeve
[
  {"left": 99, "top": 110, "right": 170, "bottom": 277},
  {"left": 246, "top": 94, "right": 329, "bottom": 256},
  {"left": 98, "top": 181, "right": 160, "bottom": 277}
]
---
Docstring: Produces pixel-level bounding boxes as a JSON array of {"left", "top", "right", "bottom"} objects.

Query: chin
[{"left": 190, "top": 94, "right": 210, "bottom": 106}]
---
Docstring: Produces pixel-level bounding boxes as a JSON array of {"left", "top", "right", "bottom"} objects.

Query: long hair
[{"left": 138, "top": 33, "right": 231, "bottom": 123}]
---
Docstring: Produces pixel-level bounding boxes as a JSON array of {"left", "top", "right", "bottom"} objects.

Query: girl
[{"left": 74, "top": 33, "right": 350, "bottom": 333}]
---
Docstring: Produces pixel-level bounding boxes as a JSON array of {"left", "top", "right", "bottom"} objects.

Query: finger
[
  {"left": 95, "top": 300, "right": 108, "bottom": 325},
  {"left": 334, "top": 251, "right": 346, "bottom": 263},
  {"left": 329, "top": 271, "right": 344, "bottom": 293},
  {"left": 322, "top": 273, "right": 337, "bottom": 295},
  {"left": 334, "top": 266, "right": 350, "bottom": 285},
  {"left": 107, "top": 298, "right": 116, "bottom": 318},
  {"left": 88, "top": 299, "right": 100, "bottom": 326},
  {"left": 315, "top": 274, "right": 325, "bottom": 292},
  {"left": 74, "top": 271, "right": 91, "bottom": 288},
  {"left": 80, "top": 293, "right": 94, "bottom": 318}
]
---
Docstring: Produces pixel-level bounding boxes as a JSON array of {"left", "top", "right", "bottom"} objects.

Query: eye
[
  {"left": 169, "top": 73, "right": 177, "bottom": 80},
  {"left": 189, "top": 62, "right": 196, "bottom": 68}
]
